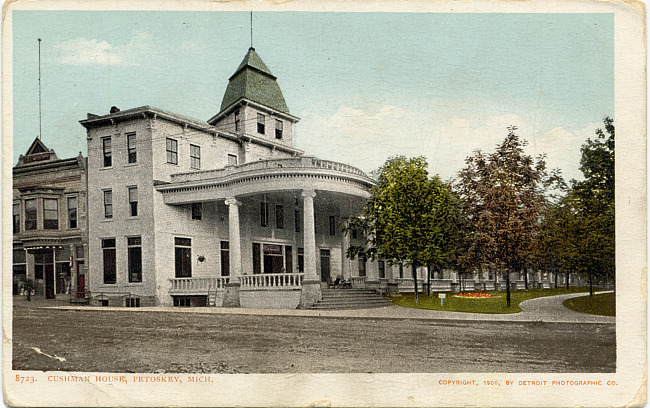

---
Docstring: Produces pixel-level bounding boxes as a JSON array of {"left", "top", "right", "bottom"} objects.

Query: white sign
[{"left": 438, "top": 293, "right": 446, "bottom": 298}]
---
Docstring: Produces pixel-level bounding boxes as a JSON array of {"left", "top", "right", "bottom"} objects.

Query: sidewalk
[{"left": 16, "top": 291, "right": 615, "bottom": 324}]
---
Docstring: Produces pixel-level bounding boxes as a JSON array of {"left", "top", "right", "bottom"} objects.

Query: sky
[{"left": 11, "top": 10, "right": 613, "bottom": 182}]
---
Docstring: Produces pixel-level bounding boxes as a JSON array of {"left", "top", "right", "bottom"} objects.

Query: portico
[{"left": 156, "top": 156, "right": 375, "bottom": 308}]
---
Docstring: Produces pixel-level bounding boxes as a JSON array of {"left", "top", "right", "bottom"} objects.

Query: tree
[
  {"left": 345, "top": 156, "right": 462, "bottom": 304},
  {"left": 560, "top": 118, "right": 615, "bottom": 295},
  {"left": 456, "top": 127, "right": 561, "bottom": 306}
]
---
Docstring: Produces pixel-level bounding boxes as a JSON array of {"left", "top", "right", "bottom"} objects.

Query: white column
[
  {"left": 301, "top": 190, "right": 317, "bottom": 281},
  {"left": 223, "top": 197, "right": 242, "bottom": 308},
  {"left": 299, "top": 190, "right": 321, "bottom": 308},
  {"left": 225, "top": 198, "right": 242, "bottom": 280}
]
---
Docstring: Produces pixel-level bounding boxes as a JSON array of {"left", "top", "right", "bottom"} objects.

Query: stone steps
[{"left": 310, "top": 289, "right": 393, "bottom": 310}]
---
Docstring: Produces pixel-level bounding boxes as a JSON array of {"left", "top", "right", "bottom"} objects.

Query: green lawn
[
  {"left": 389, "top": 287, "right": 592, "bottom": 314},
  {"left": 563, "top": 292, "right": 615, "bottom": 317}
]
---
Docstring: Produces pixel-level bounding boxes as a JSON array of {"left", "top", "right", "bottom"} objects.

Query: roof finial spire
[
  {"left": 38, "top": 38, "right": 42, "bottom": 140},
  {"left": 250, "top": 10, "right": 253, "bottom": 48}
]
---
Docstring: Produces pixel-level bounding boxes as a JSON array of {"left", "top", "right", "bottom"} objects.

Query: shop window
[
  {"left": 67, "top": 197, "right": 77, "bottom": 229},
  {"left": 102, "top": 137, "right": 112, "bottom": 167},
  {"left": 275, "top": 205, "right": 284, "bottom": 229},
  {"left": 128, "top": 187, "right": 138, "bottom": 217},
  {"left": 275, "top": 120, "right": 283, "bottom": 139},
  {"left": 221, "top": 241, "right": 230, "bottom": 276},
  {"left": 102, "top": 238, "right": 116, "bottom": 284},
  {"left": 174, "top": 237, "right": 192, "bottom": 278},
  {"left": 166, "top": 138, "right": 178, "bottom": 165},
  {"left": 260, "top": 202, "right": 269, "bottom": 227},
  {"left": 103, "top": 190, "right": 113, "bottom": 219},
  {"left": 127, "top": 133, "right": 137, "bottom": 164},
  {"left": 25, "top": 199, "right": 37, "bottom": 230},
  {"left": 257, "top": 113, "right": 265, "bottom": 134},
  {"left": 13, "top": 203, "right": 20, "bottom": 234},
  {"left": 43, "top": 198, "right": 58, "bottom": 230},
  {"left": 190, "top": 144, "right": 200, "bottom": 169},
  {"left": 128, "top": 237, "right": 142, "bottom": 283},
  {"left": 192, "top": 203, "right": 202, "bottom": 220}
]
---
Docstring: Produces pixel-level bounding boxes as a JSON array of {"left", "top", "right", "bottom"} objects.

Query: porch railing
[
  {"left": 240, "top": 273, "right": 304, "bottom": 290},
  {"left": 168, "top": 277, "right": 230, "bottom": 293},
  {"left": 395, "top": 278, "right": 424, "bottom": 291},
  {"left": 350, "top": 276, "right": 367, "bottom": 287}
]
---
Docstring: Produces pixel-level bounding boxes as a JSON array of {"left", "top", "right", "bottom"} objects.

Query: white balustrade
[
  {"left": 168, "top": 277, "right": 230, "bottom": 293},
  {"left": 240, "top": 273, "right": 304, "bottom": 290},
  {"left": 350, "top": 276, "right": 367, "bottom": 287}
]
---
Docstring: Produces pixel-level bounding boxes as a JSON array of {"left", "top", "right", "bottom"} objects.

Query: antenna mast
[
  {"left": 38, "top": 38, "right": 42, "bottom": 140},
  {"left": 250, "top": 11, "right": 253, "bottom": 48}
]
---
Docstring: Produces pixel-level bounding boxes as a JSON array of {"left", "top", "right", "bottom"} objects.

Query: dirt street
[{"left": 12, "top": 306, "right": 615, "bottom": 373}]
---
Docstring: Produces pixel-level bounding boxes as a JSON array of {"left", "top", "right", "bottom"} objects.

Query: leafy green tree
[
  {"left": 345, "top": 156, "right": 462, "bottom": 304},
  {"left": 560, "top": 118, "right": 615, "bottom": 295},
  {"left": 456, "top": 127, "right": 561, "bottom": 306}
]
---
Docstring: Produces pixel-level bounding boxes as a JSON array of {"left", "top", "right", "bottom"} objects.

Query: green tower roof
[{"left": 220, "top": 47, "right": 289, "bottom": 114}]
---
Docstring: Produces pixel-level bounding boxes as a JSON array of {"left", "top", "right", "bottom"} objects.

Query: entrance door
[
  {"left": 76, "top": 261, "right": 85, "bottom": 299},
  {"left": 320, "top": 249, "right": 331, "bottom": 283},
  {"left": 44, "top": 264, "right": 55, "bottom": 299}
]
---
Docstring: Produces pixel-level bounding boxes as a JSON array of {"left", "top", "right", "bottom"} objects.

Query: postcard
[{"left": 3, "top": 0, "right": 646, "bottom": 406}]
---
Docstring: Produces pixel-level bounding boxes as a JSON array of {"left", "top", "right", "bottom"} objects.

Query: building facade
[{"left": 12, "top": 138, "right": 88, "bottom": 302}]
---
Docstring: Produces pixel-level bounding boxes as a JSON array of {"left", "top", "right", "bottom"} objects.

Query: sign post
[{"left": 439, "top": 293, "right": 446, "bottom": 306}]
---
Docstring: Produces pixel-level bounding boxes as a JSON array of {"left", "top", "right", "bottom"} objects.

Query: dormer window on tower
[{"left": 257, "top": 113, "right": 265, "bottom": 134}]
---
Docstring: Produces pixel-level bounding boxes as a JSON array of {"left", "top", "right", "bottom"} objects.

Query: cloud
[
  {"left": 297, "top": 104, "right": 596, "bottom": 182},
  {"left": 54, "top": 32, "right": 154, "bottom": 66}
]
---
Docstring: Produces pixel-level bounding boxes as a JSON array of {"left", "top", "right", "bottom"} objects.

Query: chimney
[{"left": 110, "top": 106, "right": 120, "bottom": 114}]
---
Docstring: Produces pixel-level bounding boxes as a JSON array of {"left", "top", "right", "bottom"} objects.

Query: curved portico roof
[{"left": 156, "top": 157, "right": 376, "bottom": 204}]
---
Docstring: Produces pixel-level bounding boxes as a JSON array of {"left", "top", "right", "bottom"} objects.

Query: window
[
  {"left": 128, "top": 187, "right": 138, "bottom": 217},
  {"left": 67, "top": 197, "right": 77, "bottom": 229},
  {"left": 295, "top": 210, "right": 300, "bottom": 232},
  {"left": 102, "top": 238, "right": 116, "bottom": 284},
  {"left": 285, "top": 246, "right": 293, "bottom": 273},
  {"left": 378, "top": 260, "right": 386, "bottom": 279},
  {"left": 275, "top": 120, "right": 283, "bottom": 139},
  {"left": 260, "top": 202, "right": 269, "bottom": 227},
  {"left": 257, "top": 113, "right": 265, "bottom": 134},
  {"left": 24, "top": 199, "right": 36, "bottom": 230},
  {"left": 127, "top": 133, "right": 137, "bottom": 163},
  {"left": 174, "top": 237, "right": 191, "bottom": 278},
  {"left": 128, "top": 237, "right": 142, "bottom": 283},
  {"left": 399, "top": 263, "right": 404, "bottom": 279},
  {"left": 191, "top": 203, "right": 202, "bottom": 220},
  {"left": 43, "top": 198, "right": 58, "bottom": 230},
  {"left": 125, "top": 297, "right": 140, "bottom": 307},
  {"left": 358, "top": 255, "right": 367, "bottom": 277},
  {"left": 227, "top": 154, "right": 238, "bottom": 166},
  {"left": 329, "top": 216, "right": 336, "bottom": 236},
  {"left": 252, "top": 243, "right": 260, "bottom": 274},
  {"left": 166, "top": 138, "right": 178, "bottom": 164},
  {"left": 297, "top": 248, "right": 304, "bottom": 273},
  {"left": 234, "top": 109, "right": 240, "bottom": 132},
  {"left": 275, "top": 205, "right": 284, "bottom": 229},
  {"left": 220, "top": 241, "right": 230, "bottom": 276},
  {"left": 13, "top": 203, "right": 20, "bottom": 234},
  {"left": 102, "top": 137, "right": 112, "bottom": 167},
  {"left": 103, "top": 190, "right": 113, "bottom": 219},
  {"left": 352, "top": 229, "right": 358, "bottom": 239},
  {"left": 190, "top": 144, "right": 200, "bottom": 169}
]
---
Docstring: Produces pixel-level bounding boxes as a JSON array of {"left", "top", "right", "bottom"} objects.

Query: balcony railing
[
  {"left": 169, "top": 156, "right": 369, "bottom": 183},
  {"left": 240, "top": 273, "right": 304, "bottom": 290},
  {"left": 168, "top": 277, "right": 230, "bottom": 294}
]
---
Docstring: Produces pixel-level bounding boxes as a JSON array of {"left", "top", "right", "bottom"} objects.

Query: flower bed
[{"left": 454, "top": 292, "right": 500, "bottom": 299}]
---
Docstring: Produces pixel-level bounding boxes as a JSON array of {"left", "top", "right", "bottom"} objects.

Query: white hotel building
[{"left": 79, "top": 47, "right": 423, "bottom": 308}]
